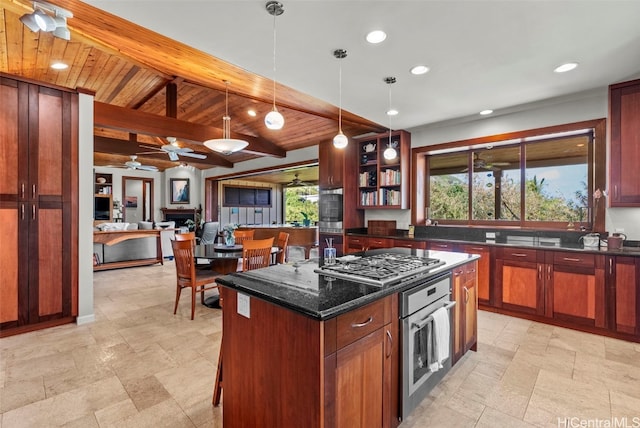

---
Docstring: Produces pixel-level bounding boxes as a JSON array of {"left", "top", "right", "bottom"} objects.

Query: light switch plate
[
  {"left": 237, "top": 293, "right": 250, "bottom": 319},
  {"left": 486, "top": 232, "right": 496, "bottom": 239}
]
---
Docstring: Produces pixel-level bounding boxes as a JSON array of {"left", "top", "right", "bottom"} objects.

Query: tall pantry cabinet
[{"left": 0, "top": 75, "right": 79, "bottom": 337}]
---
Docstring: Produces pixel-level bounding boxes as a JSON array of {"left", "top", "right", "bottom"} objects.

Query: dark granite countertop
[
  {"left": 215, "top": 248, "right": 479, "bottom": 320},
  {"left": 346, "top": 226, "right": 640, "bottom": 257}
]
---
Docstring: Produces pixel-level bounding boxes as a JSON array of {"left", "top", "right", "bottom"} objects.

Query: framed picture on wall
[{"left": 170, "top": 178, "right": 190, "bottom": 204}]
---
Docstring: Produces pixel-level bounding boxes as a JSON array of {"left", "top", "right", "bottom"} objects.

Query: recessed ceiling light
[
  {"left": 410, "top": 65, "right": 429, "bottom": 75},
  {"left": 366, "top": 30, "right": 387, "bottom": 44},
  {"left": 479, "top": 109, "right": 493, "bottom": 116},
  {"left": 247, "top": 109, "right": 257, "bottom": 117},
  {"left": 554, "top": 62, "right": 578, "bottom": 73},
  {"left": 50, "top": 62, "right": 68, "bottom": 70},
  {"left": 387, "top": 109, "right": 399, "bottom": 116}
]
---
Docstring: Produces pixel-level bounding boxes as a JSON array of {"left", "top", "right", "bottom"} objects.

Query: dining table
[{"left": 194, "top": 243, "right": 281, "bottom": 308}]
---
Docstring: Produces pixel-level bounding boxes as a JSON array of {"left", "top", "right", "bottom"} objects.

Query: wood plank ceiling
[{"left": 1, "top": 0, "right": 386, "bottom": 173}]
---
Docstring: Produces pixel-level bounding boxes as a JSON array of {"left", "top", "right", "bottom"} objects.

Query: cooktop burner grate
[{"left": 315, "top": 253, "right": 444, "bottom": 286}]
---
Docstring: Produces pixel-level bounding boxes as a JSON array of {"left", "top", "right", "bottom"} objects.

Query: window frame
[{"left": 412, "top": 118, "right": 607, "bottom": 232}]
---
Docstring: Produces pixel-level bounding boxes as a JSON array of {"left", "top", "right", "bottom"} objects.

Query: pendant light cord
[
  {"left": 388, "top": 83, "right": 392, "bottom": 147},
  {"left": 272, "top": 10, "right": 277, "bottom": 109},
  {"left": 338, "top": 60, "right": 343, "bottom": 133}
]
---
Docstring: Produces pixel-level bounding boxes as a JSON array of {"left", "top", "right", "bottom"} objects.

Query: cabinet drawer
[
  {"left": 429, "top": 241, "right": 455, "bottom": 251},
  {"left": 368, "top": 237, "right": 391, "bottom": 249},
  {"left": 501, "top": 248, "right": 538, "bottom": 262},
  {"left": 393, "top": 239, "right": 426, "bottom": 249},
  {"left": 336, "top": 299, "right": 385, "bottom": 349},
  {"left": 552, "top": 251, "right": 595, "bottom": 268},
  {"left": 464, "top": 261, "right": 478, "bottom": 283}
]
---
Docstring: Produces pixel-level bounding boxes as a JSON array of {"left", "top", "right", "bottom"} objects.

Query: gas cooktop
[{"left": 314, "top": 253, "right": 445, "bottom": 286}]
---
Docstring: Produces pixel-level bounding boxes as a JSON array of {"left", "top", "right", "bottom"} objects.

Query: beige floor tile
[
  {"left": 610, "top": 389, "right": 640, "bottom": 419},
  {"left": 60, "top": 413, "right": 99, "bottom": 428},
  {"left": 477, "top": 406, "right": 539, "bottom": 427},
  {"left": 113, "top": 398, "right": 196, "bottom": 428},
  {"left": 0, "top": 377, "right": 45, "bottom": 413},
  {"left": 94, "top": 399, "right": 139, "bottom": 427},
  {"left": 123, "top": 375, "right": 172, "bottom": 411},
  {"left": 512, "top": 342, "right": 575, "bottom": 380},
  {"left": 525, "top": 368, "right": 611, "bottom": 426},
  {"left": 573, "top": 352, "right": 640, "bottom": 399}
]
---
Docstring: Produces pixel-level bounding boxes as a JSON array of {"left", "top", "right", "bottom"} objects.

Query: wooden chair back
[
  {"left": 172, "top": 239, "right": 197, "bottom": 282},
  {"left": 234, "top": 229, "right": 255, "bottom": 244},
  {"left": 242, "top": 237, "right": 274, "bottom": 272},
  {"left": 276, "top": 231, "right": 289, "bottom": 264},
  {"left": 175, "top": 231, "right": 196, "bottom": 241}
]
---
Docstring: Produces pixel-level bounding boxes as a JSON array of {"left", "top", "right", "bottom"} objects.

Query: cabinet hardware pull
[
  {"left": 21, "top": 204, "right": 25, "bottom": 220},
  {"left": 470, "top": 247, "right": 484, "bottom": 251},
  {"left": 21, "top": 183, "right": 25, "bottom": 199},
  {"left": 32, "top": 204, "right": 36, "bottom": 220},
  {"left": 562, "top": 257, "right": 581, "bottom": 262},
  {"left": 454, "top": 270, "right": 462, "bottom": 276},
  {"left": 32, "top": 184, "right": 36, "bottom": 199},
  {"left": 547, "top": 265, "right": 551, "bottom": 280},
  {"left": 538, "top": 265, "right": 542, "bottom": 280},
  {"left": 436, "top": 244, "right": 448, "bottom": 248},
  {"left": 512, "top": 253, "right": 527, "bottom": 257},
  {"left": 386, "top": 330, "right": 393, "bottom": 358},
  {"left": 609, "top": 258, "right": 613, "bottom": 275},
  {"left": 351, "top": 317, "right": 373, "bottom": 328},
  {"left": 464, "top": 286, "right": 469, "bottom": 303},
  {"left": 614, "top": 185, "right": 618, "bottom": 199}
]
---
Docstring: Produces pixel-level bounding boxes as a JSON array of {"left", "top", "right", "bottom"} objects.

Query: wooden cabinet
[
  {"left": 608, "top": 256, "right": 640, "bottom": 335},
  {"left": 393, "top": 238, "right": 426, "bottom": 250},
  {"left": 460, "top": 244, "right": 491, "bottom": 306},
  {"left": 327, "top": 297, "right": 398, "bottom": 428},
  {"left": 0, "top": 76, "right": 78, "bottom": 337},
  {"left": 546, "top": 251, "right": 606, "bottom": 328},
  {"left": 451, "top": 261, "right": 478, "bottom": 365},
  {"left": 495, "top": 248, "right": 544, "bottom": 315},
  {"left": 368, "top": 237, "right": 392, "bottom": 250},
  {"left": 220, "top": 287, "right": 399, "bottom": 428},
  {"left": 319, "top": 140, "right": 344, "bottom": 189},
  {"left": 355, "top": 130, "right": 410, "bottom": 209},
  {"left": 609, "top": 79, "right": 640, "bottom": 206},
  {"left": 496, "top": 247, "right": 606, "bottom": 327},
  {"left": 345, "top": 235, "right": 369, "bottom": 254}
]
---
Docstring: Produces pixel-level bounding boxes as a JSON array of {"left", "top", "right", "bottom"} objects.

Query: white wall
[
  {"left": 77, "top": 93, "right": 95, "bottom": 325},
  {"left": 364, "top": 87, "right": 640, "bottom": 239}
]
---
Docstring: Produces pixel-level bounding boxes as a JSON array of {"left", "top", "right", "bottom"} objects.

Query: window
[
  {"left": 422, "top": 120, "right": 604, "bottom": 230},
  {"left": 284, "top": 186, "right": 318, "bottom": 224}
]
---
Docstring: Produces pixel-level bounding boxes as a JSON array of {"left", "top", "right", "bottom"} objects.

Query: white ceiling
[{"left": 85, "top": 0, "right": 640, "bottom": 131}]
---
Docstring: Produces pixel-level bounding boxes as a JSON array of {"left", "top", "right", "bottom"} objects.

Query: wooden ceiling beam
[
  {"left": 94, "top": 101, "right": 286, "bottom": 158},
  {"left": 94, "top": 136, "right": 234, "bottom": 168}
]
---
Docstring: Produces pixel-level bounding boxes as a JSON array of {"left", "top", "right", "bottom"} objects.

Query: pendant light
[
  {"left": 265, "top": 1, "right": 285, "bottom": 130},
  {"left": 204, "top": 81, "right": 249, "bottom": 155},
  {"left": 383, "top": 77, "right": 398, "bottom": 160},
  {"left": 333, "top": 49, "right": 348, "bottom": 149}
]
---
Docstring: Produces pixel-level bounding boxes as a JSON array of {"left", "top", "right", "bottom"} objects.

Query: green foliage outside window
[{"left": 284, "top": 186, "right": 318, "bottom": 224}]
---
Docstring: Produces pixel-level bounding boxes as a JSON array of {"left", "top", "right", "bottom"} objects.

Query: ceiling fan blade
[
  {"left": 167, "top": 152, "right": 179, "bottom": 161},
  {"left": 136, "top": 165, "right": 158, "bottom": 171},
  {"left": 179, "top": 152, "right": 207, "bottom": 159},
  {"left": 136, "top": 151, "right": 165, "bottom": 155},
  {"left": 138, "top": 144, "right": 163, "bottom": 151},
  {"left": 176, "top": 147, "right": 194, "bottom": 153}
]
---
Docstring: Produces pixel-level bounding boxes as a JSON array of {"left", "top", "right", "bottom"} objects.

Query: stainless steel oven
[
  {"left": 400, "top": 273, "right": 455, "bottom": 420},
  {"left": 318, "top": 188, "right": 343, "bottom": 233}
]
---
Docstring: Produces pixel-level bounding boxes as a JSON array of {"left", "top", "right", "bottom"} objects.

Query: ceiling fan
[
  {"left": 106, "top": 155, "right": 158, "bottom": 172},
  {"left": 462, "top": 153, "right": 510, "bottom": 172},
  {"left": 286, "top": 173, "right": 313, "bottom": 187},
  {"left": 138, "top": 137, "right": 207, "bottom": 161}
]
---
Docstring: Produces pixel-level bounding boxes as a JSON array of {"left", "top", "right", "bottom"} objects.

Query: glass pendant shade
[
  {"left": 384, "top": 145, "right": 397, "bottom": 160},
  {"left": 265, "top": 108, "right": 284, "bottom": 130},
  {"left": 333, "top": 132, "right": 348, "bottom": 149},
  {"left": 204, "top": 81, "right": 249, "bottom": 155}
]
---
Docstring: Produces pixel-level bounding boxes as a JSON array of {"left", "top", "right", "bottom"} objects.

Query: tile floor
[{"left": 1, "top": 262, "right": 639, "bottom": 427}]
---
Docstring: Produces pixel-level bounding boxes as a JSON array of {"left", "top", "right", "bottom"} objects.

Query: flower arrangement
[{"left": 222, "top": 223, "right": 238, "bottom": 246}]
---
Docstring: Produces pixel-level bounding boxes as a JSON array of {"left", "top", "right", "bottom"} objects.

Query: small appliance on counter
[
  {"left": 608, "top": 232, "right": 627, "bottom": 250},
  {"left": 580, "top": 233, "right": 600, "bottom": 247}
]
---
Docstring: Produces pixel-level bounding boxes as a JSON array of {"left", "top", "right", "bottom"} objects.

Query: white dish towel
[{"left": 429, "top": 307, "right": 450, "bottom": 372}]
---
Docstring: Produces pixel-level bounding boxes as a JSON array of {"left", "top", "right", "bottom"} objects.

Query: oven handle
[{"left": 411, "top": 300, "right": 456, "bottom": 330}]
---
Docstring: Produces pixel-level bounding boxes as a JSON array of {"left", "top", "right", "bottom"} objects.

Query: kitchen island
[{"left": 215, "top": 248, "right": 479, "bottom": 428}]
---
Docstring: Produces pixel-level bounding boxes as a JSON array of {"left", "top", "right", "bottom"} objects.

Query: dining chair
[
  {"left": 175, "top": 231, "right": 196, "bottom": 241},
  {"left": 171, "top": 238, "right": 220, "bottom": 320},
  {"left": 276, "top": 231, "right": 289, "bottom": 264},
  {"left": 199, "top": 222, "right": 220, "bottom": 245},
  {"left": 233, "top": 229, "right": 255, "bottom": 244},
  {"left": 213, "top": 236, "right": 275, "bottom": 406}
]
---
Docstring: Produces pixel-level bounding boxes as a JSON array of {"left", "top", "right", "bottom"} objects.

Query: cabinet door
[
  {"left": 393, "top": 239, "right": 426, "bottom": 250},
  {"left": 345, "top": 236, "right": 368, "bottom": 254},
  {"left": 368, "top": 237, "right": 392, "bottom": 250},
  {"left": 460, "top": 244, "right": 491, "bottom": 305},
  {"left": 451, "top": 266, "right": 464, "bottom": 364},
  {"left": 609, "top": 79, "right": 640, "bottom": 206},
  {"left": 548, "top": 252, "right": 605, "bottom": 328},
  {"left": 611, "top": 256, "right": 640, "bottom": 335},
  {"left": 335, "top": 328, "right": 387, "bottom": 428},
  {"left": 319, "top": 141, "right": 344, "bottom": 189},
  {"left": 496, "top": 249, "right": 543, "bottom": 315},
  {"left": 463, "top": 262, "right": 478, "bottom": 354}
]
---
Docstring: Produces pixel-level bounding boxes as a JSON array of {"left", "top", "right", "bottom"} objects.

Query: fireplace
[{"left": 161, "top": 208, "right": 201, "bottom": 228}]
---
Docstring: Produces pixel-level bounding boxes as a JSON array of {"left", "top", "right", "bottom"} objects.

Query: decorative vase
[
  {"left": 302, "top": 219, "right": 311, "bottom": 227},
  {"left": 224, "top": 230, "right": 235, "bottom": 246}
]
